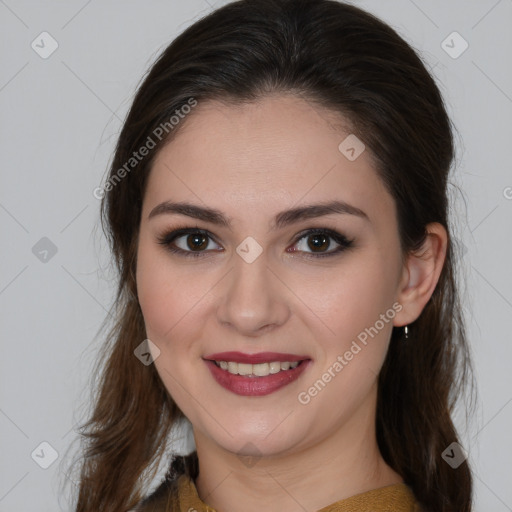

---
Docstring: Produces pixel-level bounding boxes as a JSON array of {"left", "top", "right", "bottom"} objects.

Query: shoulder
[
  {"left": 131, "top": 453, "right": 198, "bottom": 511},
  {"left": 128, "top": 452, "right": 198, "bottom": 512}
]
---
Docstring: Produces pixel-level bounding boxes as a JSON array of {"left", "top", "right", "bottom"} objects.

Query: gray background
[{"left": 1, "top": 0, "right": 511, "bottom": 510}]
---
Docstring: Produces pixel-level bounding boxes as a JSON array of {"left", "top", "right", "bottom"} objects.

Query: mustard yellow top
[{"left": 173, "top": 474, "right": 422, "bottom": 512}]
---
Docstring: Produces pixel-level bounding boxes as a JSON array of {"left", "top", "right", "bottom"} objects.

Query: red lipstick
[
  {"left": 204, "top": 351, "right": 308, "bottom": 364},
  {"left": 203, "top": 352, "right": 311, "bottom": 396}
]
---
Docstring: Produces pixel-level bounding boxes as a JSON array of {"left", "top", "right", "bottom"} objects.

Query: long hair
[{"left": 74, "top": 0, "right": 474, "bottom": 510}]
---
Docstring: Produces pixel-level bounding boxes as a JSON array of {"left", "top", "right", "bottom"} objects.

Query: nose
[{"left": 216, "top": 251, "right": 290, "bottom": 337}]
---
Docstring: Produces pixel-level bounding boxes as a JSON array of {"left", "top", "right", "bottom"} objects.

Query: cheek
[
  {"left": 297, "top": 252, "right": 400, "bottom": 401},
  {"left": 309, "top": 259, "right": 398, "bottom": 338},
  {"left": 136, "top": 239, "right": 206, "bottom": 340},
  {"left": 296, "top": 264, "right": 398, "bottom": 427},
  {"left": 135, "top": 242, "right": 209, "bottom": 405},
  {"left": 136, "top": 254, "right": 177, "bottom": 338}
]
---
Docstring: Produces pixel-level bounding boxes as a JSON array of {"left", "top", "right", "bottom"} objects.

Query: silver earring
[{"left": 404, "top": 325, "right": 409, "bottom": 339}]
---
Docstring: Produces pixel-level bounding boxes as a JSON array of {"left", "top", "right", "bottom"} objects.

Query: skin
[{"left": 136, "top": 94, "right": 447, "bottom": 512}]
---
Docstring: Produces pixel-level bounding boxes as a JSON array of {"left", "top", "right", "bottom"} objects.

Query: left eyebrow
[
  {"left": 273, "top": 200, "right": 369, "bottom": 229},
  {"left": 148, "top": 199, "right": 369, "bottom": 229}
]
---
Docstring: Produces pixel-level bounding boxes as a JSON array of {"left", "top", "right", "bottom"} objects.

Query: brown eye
[
  {"left": 290, "top": 228, "right": 354, "bottom": 257},
  {"left": 307, "top": 233, "right": 330, "bottom": 252},
  {"left": 158, "top": 228, "right": 223, "bottom": 257},
  {"left": 186, "top": 233, "right": 209, "bottom": 251}
]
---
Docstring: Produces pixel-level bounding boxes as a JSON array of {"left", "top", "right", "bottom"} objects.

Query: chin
[{"left": 201, "top": 417, "right": 308, "bottom": 459}]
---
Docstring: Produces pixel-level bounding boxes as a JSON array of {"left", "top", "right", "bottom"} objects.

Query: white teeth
[
  {"left": 215, "top": 360, "right": 301, "bottom": 376},
  {"left": 237, "top": 363, "right": 252, "bottom": 375},
  {"left": 269, "top": 362, "right": 281, "bottom": 374},
  {"left": 253, "top": 362, "right": 269, "bottom": 376}
]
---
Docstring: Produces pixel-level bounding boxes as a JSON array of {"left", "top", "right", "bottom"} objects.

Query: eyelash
[{"left": 157, "top": 224, "right": 354, "bottom": 259}]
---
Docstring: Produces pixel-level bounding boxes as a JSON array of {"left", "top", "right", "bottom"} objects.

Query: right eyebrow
[
  {"left": 148, "top": 201, "right": 231, "bottom": 226},
  {"left": 148, "top": 199, "right": 369, "bottom": 229}
]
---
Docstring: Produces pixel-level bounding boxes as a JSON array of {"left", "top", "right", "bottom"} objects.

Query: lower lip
[{"left": 204, "top": 360, "right": 310, "bottom": 396}]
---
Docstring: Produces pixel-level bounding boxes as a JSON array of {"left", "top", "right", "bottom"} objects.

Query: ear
[{"left": 393, "top": 222, "right": 448, "bottom": 327}]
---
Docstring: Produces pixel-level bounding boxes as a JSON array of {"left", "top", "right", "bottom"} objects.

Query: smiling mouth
[
  {"left": 204, "top": 354, "right": 310, "bottom": 396},
  {"left": 213, "top": 360, "right": 303, "bottom": 377}
]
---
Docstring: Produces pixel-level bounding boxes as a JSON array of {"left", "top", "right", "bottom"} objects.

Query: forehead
[{"left": 145, "top": 95, "right": 394, "bottom": 225}]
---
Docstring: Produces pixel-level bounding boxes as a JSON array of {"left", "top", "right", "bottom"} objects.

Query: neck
[{"left": 193, "top": 385, "right": 403, "bottom": 512}]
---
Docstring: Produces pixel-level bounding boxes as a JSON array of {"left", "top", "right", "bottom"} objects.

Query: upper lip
[{"left": 204, "top": 351, "right": 310, "bottom": 364}]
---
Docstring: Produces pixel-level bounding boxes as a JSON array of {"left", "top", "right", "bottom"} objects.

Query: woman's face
[{"left": 136, "top": 94, "right": 406, "bottom": 458}]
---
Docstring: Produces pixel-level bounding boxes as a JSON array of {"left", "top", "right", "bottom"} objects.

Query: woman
[{"left": 74, "top": 0, "right": 474, "bottom": 510}]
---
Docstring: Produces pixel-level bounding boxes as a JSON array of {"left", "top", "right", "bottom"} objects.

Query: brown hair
[{"left": 73, "top": 0, "right": 474, "bottom": 510}]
